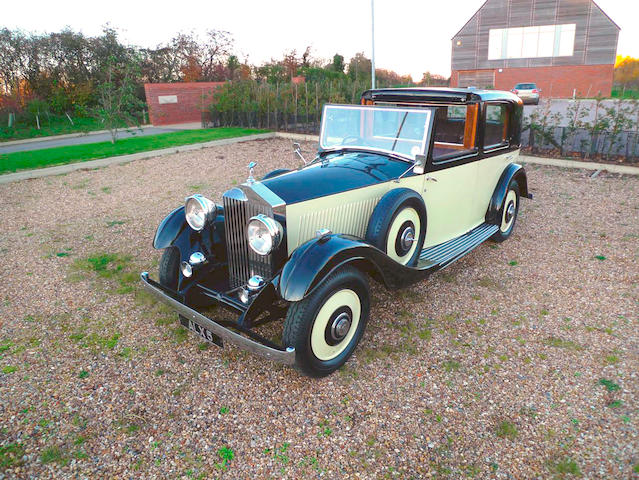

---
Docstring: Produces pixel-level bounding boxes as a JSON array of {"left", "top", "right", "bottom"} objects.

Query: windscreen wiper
[{"left": 391, "top": 112, "right": 409, "bottom": 151}]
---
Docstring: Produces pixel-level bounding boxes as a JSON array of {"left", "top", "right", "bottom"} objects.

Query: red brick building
[
  {"left": 450, "top": 0, "right": 619, "bottom": 98},
  {"left": 144, "top": 82, "right": 225, "bottom": 126}
]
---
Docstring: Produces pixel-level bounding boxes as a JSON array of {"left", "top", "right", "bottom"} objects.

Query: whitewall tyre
[
  {"left": 366, "top": 189, "right": 426, "bottom": 266},
  {"left": 386, "top": 206, "right": 421, "bottom": 265},
  {"left": 491, "top": 180, "right": 520, "bottom": 243},
  {"left": 283, "top": 266, "right": 370, "bottom": 377}
]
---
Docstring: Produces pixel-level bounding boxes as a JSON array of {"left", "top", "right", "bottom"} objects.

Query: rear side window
[
  {"left": 432, "top": 104, "right": 479, "bottom": 162},
  {"left": 484, "top": 104, "right": 509, "bottom": 149}
]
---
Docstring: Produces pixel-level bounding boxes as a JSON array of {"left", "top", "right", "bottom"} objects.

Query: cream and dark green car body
[{"left": 141, "top": 87, "right": 531, "bottom": 376}]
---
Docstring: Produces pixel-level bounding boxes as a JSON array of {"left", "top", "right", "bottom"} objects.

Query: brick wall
[
  {"left": 451, "top": 64, "right": 614, "bottom": 98},
  {"left": 144, "top": 82, "right": 225, "bottom": 126}
]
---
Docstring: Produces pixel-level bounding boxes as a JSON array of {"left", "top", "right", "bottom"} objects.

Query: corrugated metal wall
[
  {"left": 458, "top": 70, "right": 496, "bottom": 88},
  {"left": 451, "top": 0, "right": 619, "bottom": 71}
]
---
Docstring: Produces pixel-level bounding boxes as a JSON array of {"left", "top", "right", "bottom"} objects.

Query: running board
[{"left": 419, "top": 223, "right": 499, "bottom": 268}]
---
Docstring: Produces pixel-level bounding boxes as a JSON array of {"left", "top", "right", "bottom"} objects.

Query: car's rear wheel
[
  {"left": 366, "top": 189, "right": 426, "bottom": 266},
  {"left": 283, "top": 266, "right": 370, "bottom": 377},
  {"left": 491, "top": 180, "right": 520, "bottom": 243}
]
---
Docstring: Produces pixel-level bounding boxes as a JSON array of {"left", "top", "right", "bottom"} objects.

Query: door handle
[{"left": 425, "top": 176, "right": 438, "bottom": 182}]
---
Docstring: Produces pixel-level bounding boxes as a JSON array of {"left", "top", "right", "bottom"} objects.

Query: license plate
[{"left": 181, "top": 317, "right": 223, "bottom": 348}]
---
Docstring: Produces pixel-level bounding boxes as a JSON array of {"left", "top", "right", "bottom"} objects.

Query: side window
[
  {"left": 432, "top": 104, "right": 478, "bottom": 162},
  {"left": 484, "top": 104, "right": 509, "bottom": 149}
]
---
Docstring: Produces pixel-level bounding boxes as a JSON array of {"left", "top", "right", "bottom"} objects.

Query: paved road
[
  {"left": 0, "top": 125, "right": 188, "bottom": 154},
  {"left": 523, "top": 99, "right": 639, "bottom": 127}
]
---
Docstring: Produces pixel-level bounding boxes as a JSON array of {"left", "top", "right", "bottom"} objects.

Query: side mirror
[
  {"left": 413, "top": 154, "right": 426, "bottom": 174},
  {"left": 292, "top": 142, "right": 307, "bottom": 164}
]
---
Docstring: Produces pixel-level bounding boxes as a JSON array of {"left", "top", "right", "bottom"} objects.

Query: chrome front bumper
[{"left": 140, "top": 272, "right": 296, "bottom": 365}]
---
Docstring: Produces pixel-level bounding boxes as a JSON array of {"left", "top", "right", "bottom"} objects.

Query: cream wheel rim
[
  {"left": 386, "top": 207, "right": 420, "bottom": 264},
  {"left": 500, "top": 190, "right": 517, "bottom": 232},
  {"left": 310, "top": 289, "right": 361, "bottom": 361}
]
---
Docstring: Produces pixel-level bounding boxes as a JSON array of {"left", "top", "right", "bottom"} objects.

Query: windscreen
[
  {"left": 319, "top": 105, "right": 432, "bottom": 161},
  {"left": 515, "top": 83, "right": 536, "bottom": 89}
]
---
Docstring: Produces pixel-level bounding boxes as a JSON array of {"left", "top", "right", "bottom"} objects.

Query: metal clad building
[{"left": 450, "top": 0, "right": 619, "bottom": 97}]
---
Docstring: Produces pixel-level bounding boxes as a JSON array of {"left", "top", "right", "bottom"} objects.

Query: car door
[
  {"left": 471, "top": 102, "right": 515, "bottom": 224},
  {"left": 421, "top": 104, "right": 481, "bottom": 248}
]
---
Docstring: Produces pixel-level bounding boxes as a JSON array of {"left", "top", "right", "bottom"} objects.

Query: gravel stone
[{"left": 0, "top": 139, "right": 637, "bottom": 479}]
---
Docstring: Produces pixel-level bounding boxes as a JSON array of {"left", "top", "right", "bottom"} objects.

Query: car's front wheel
[
  {"left": 491, "top": 180, "right": 520, "bottom": 242},
  {"left": 158, "top": 247, "right": 191, "bottom": 324},
  {"left": 159, "top": 246, "right": 180, "bottom": 289},
  {"left": 283, "top": 266, "right": 370, "bottom": 377},
  {"left": 366, "top": 189, "right": 426, "bottom": 266}
]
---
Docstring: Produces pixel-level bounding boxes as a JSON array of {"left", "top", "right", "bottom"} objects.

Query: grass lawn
[
  {"left": 611, "top": 88, "right": 639, "bottom": 100},
  {"left": 0, "top": 128, "right": 269, "bottom": 174},
  {"left": 0, "top": 116, "right": 111, "bottom": 142}
]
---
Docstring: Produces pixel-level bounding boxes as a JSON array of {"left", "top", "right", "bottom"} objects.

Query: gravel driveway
[{"left": 0, "top": 138, "right": 637, "bottom": 479}]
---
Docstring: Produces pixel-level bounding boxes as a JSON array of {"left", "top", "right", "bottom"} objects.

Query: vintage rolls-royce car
[{"left": 141, "top": 87, "right": 532, "bottom": 377}]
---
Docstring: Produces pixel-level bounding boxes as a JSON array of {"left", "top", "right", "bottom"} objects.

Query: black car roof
[{"left": 361, "top": 87, "right": 522, "bottom": 105}]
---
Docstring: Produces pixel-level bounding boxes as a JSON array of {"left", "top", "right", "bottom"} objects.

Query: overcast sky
[{"left": 3, "top": 0, "right": 636, "bottom": 80}]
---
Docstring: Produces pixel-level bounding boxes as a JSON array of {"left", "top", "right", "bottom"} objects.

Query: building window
[
  {"left": 458, "top": 70, "right": 495, "bottom": 89},
  {"left": 488, "top": 24, "right": 575, "bottom": 60}
]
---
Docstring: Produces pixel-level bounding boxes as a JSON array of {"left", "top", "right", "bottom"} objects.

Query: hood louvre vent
[{"left": 289, "top": 196, "right": 381, "bottom": 253}]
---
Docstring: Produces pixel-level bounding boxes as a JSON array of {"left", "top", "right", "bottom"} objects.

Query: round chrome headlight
[
  {"left": 247, "top": 214, "right": 282, "bottom": 255},
  {"left": 185, "top": 195, "right": 217, "bottom": 231}
]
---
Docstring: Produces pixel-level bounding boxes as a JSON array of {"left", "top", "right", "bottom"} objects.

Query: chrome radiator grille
[{"left": 223, "top": 188, "right": 274, "bottom": 289}]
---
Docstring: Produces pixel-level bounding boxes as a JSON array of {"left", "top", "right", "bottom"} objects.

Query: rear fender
[
  {"left": 486, "top": 163, "right": 531, "bottom": 225},
  {"left": 278, "top": 234, "right": 429, "bottom": 302}
]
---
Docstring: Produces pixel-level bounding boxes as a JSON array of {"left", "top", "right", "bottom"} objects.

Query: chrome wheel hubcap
[
  {"left": 505, "top": 202, "right": 515, "bottom": 223},
  {"left": 330, "top": 312, "right": 352, "bottom": 342},
  {"left": 400, "top": 226, "right": 415, "bottom": 251}
]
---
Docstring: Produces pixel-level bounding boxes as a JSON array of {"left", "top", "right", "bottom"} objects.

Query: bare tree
[
  {"left": 301, "top": 46, "right": 312, "bottom": 68},
  {"left": 0, "top": 28, "right": 28, "bottom": 103},
  {"left": 200, "top": 29, "right": 234, "bottom": 80},
  {"left": 281, "top": 49, "right": 299, "bottom": 79}
]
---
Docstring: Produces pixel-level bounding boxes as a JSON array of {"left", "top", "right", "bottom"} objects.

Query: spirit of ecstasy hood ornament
[{"left": 247, "top": 161, "right": 257, "bottom": 184}]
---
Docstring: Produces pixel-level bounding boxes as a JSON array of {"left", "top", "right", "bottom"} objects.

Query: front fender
[
  {"left": 278, "top": 234, "right": 430, "bottom": 302},
  {"left": 153, "top": 206, "right": 226, "bottom": 256},
  {"left": 486, "top": 163, "right": 531, "bottom": 225},
  {"left": 153, "top": 206, "right": 188, "bottom": 249}
]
